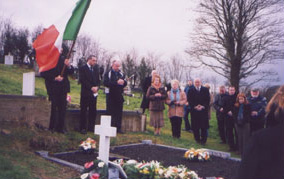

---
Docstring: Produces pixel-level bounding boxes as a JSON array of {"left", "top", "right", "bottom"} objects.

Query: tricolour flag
[{"left": 33, "top": 0, "right": 91, "bottom": 72}]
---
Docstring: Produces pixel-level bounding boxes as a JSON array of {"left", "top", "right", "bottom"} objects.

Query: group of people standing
[
  {"left": 42, "top": 54, "right": 127, "bottom": 134},
  {"left": 141, "top": 72, "right": 211, "bottom": 144},
  {"left": 214, "top": 86, "right": 268, "bottom": 155}
]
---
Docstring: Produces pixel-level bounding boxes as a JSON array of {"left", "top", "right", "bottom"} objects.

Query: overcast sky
[
  {"left": 0, "top": 0, "right": 197, "bottom": 58},
  {"left": 0, "top": 0, "right": 283, "bottom": 85}
]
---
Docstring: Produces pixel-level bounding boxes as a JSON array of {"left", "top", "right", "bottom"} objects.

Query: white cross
[{"left": 94, "top": 115, "right": 117, "bottom": 165}]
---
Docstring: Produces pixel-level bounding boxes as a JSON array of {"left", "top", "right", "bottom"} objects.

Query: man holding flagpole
[
  {"left": 40, "top": 47, "right": 74, "bottom": 133},
  {"left": 33, "top": 0, "right": 92, "bottom": 133}
]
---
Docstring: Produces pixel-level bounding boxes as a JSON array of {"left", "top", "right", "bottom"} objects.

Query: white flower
[
  {"left": 126, "top": 159, "right": 137, "bottom": 164},
  {"left": 179, "top": 172, "right": 185, "bottom": 178},
  {"left": 80, "top": 173, "right": 89, "bottom": 179},
  {"left": 98, "top": 162, "right": 105, "bottom": 168},
  {"left": 158, "top": 168, "right": 164, "bottom": 175}
]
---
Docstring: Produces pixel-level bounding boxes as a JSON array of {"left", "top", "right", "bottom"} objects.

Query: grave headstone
[
  {"left": 22, "top": 72, "right": 35, "bottom": 96},
  {"left": 94, "top": 115, "right": 117, "bottom": 165},
  {"left": 4, "top": 54, "right": 13, "bottom": 65}
]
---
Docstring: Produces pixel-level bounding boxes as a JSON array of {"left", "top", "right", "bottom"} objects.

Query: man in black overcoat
[
  {"left": 187, "top": 78, "right": 210, "bottom": 144},
  {"left": 140, "top": 70, "right": 157, "bottom": 114},
  {"left": 103, "top": 60, "right": 127, "bottom": 133},
  {"left": 222, "top": 86, "right": 238, "bottom": 151},
  {"left": 41, "top": 53, "right": 74, "bottom": 133},
  {"left": 213, "top": 85, "right": 228, "bottom": 144},
  {"left": 79, "top": 55, "right": 100, "bottom": 134}
]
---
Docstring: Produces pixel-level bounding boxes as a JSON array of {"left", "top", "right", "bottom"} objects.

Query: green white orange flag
[{"left": 33, "top": 0, "right": 91, "bottom": 72}]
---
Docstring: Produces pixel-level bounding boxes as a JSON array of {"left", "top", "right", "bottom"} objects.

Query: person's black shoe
[
  {"left": 187, "top": 130, "right": 193, "bottom": 133},
  {"left": 117, "top": 130, "right": 125, "bottom": 134},
  {"left": 219, "top": 141, "right": 226, "bottom": 144},
  {"left": 57, "top": 129, "right": 67, "bottom": 134},
  {"left": 80, "top": 129, "right": 87, "bottom": 135}
]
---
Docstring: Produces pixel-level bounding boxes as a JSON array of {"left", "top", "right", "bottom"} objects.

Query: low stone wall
[
  {"left": 66, "top": 109, "right": 146, "bottom": 132},
  {"left": 0, "top": 95, "right": 146, "bottom": 132},
  {"left": 0, "top": 94, "right": 50, "bottom": 128}
]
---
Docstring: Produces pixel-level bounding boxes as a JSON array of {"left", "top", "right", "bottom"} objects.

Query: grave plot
[{"left": 51, "top": 143, "right": 240, "bottom": 179}]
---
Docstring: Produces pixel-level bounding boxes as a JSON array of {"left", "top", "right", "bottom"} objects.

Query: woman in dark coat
[
  {"left": 232, "top": 93, "right": 251, "bottom": 155},
  {"left": 237, "top": 85, "right": 284, "bottom": 179},
  {"left": 146, "top": 75, "right": 167, "bottom": 135}
]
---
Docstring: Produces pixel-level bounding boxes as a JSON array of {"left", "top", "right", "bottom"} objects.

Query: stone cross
[
  {"left": 4, "top": 55, "right": 13, "bottom": 65},
  {"left": 22, "top": 72, "right": 35, "bottom": 96},
  {"left": 94, "top": 115, "right": 117, "bottom": 165}
]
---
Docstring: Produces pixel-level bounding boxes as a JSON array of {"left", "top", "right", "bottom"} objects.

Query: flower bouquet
[
  {"left": 113, "top": 159, "right": 199, "bottom": 179},
  {"left": 80, "top": 159, "right": 108, "bottom": 179},
  {"left": 79, "top": 137, "right": 97, "bottom": 154},
  {"left": 184, "top": 148, "right": 210, "bottom": 162}
]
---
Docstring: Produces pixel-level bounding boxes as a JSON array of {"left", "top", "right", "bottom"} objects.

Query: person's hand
[
  {"left": 174, "top": 101, "right": 180, "bottom": 105},
  {"left": 251, "top": 111, "right": 258, "bottom": 116},
  {"left": 220, "top": 108, "right": 224, "bottom": 112},
  {"left": 64, "top": 59, "right": 71, "bottom": 67},
  {"left": 117, "top": 79, "right": 124, "bottom": 85},
  {"left": 55, "top": 75, "right": 63, "bottom": 81},
  {"left": 91, "top": 86, "right": 98, "bottom": 93},
  {"left": 228, "top": 111, "right": 232, "bottom": 116},
  {"left": 155, "top": 93, "right": 161, "bottom": 97}
]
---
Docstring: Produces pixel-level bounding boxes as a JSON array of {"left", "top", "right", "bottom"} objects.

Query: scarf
[
  {"left": 238, "top": 104, "right": 244, "bottom": 122},
  {"left": 152, "top": 83, "right": 161, "bottom": 90},
  {"left": 170, "top": 89, "right": 180, "bottom": 108}
]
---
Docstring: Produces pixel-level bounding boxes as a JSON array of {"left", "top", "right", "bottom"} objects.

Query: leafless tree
[
  {"left": 186, "top": 0, "right": 284, "bottom": 91},
  {"left": 145, "top": 52, "right": 161, "bottom": 70},
  {"left": 168, "top": 54, "right": 184, "bottom": 82},
  {"left": 73, "top": 33, "right": 100, "bottom": 66},
  {"left": 31, "top": 25, "right": 43, "bottom": 42}
]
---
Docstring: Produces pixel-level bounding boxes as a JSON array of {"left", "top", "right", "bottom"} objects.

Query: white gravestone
[
  {"left": 95, "top": 115, "right": 117, "bottom": 165},
  {"left": 22, "top": 72, "right": 35, "bottom": 96},
  {"left": 4, "top": 55, "right": 14, "bottom": 65}
]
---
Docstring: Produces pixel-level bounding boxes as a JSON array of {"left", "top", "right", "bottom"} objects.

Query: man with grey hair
[
  {"left": 103, "top": 59, "right": 127, "bottom": 134},
  {"left": 247, "top": 88, "right": 267, "bottom": 134},
  {"left": 187, "top": 78, "right": 210, "bottom": 145}
]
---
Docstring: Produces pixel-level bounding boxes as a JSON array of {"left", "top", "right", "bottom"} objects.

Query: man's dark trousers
[{"left": 80, "top": 96, "right": 97, "bottom": 132}]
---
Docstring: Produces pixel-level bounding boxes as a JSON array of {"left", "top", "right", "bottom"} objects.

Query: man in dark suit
[
  {"left": 187, "top": 78, "right": 210, "bottom": 144},
  {"left": 222, "top": 86, "right": 238, "bottom": 151},
  {"left": 103, "top": 59, "right": 127, "bottom": 133},
  {"left": 41, "top": 53, "right": 74, "bottom": 133},
  {"left": 140, "top": 70, "right": 157, "bottom": 114},
  {"left": 79, "top": 55, "right": 100, "bottom": 134},
  {"left": 213, "top": 85, "right": 228, "bottom": 144}
]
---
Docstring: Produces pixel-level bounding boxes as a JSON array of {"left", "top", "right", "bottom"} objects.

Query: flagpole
[{"left": 60, "top": 39, "right": 76, "bottom": 76}]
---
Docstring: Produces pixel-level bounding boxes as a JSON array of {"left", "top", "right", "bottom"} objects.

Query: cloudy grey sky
[
  {"left": 0, "top": 0, "right": 283, "bottom": 85},
  {"left": 0, "top": 0, "right": 197, "bottom": 58}
]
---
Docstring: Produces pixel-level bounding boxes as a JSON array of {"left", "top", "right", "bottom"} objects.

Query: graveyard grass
[{"left": 0, "top": 64, "right": 238, "bottom": 179}]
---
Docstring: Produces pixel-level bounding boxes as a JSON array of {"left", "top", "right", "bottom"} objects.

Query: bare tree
[
  {"left": 186, "top": 0, "right": 284, "bottom": 91},
  {"left": 145, "top": 52, "right": 161, "bottom": 70},
  {"left": 31, "top": 25, "right": 43, "bottom": 42},
  {"left": 74, "top": 33, "right": 100, "bottom": 66},
  {"left": 167, "top": 54, "right": 184, "bottom": 82}
]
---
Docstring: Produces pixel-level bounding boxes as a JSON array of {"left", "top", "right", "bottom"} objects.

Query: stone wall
[
  {"left": 0, "top": 95, "right": 50, "bottom": 128},
  {"left": 0, "top": 95, "right": 146, "bottom": 132}
]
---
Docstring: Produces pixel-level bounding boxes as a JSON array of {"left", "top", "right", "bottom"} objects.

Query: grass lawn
[{"left": 0, "top": 64, "right": 238, "bottom": 179}]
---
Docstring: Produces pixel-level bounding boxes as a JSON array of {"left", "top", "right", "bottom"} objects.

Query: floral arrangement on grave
[
  {"left": 113, "top": 159, "right": 199, "bottom": 179},
  {"left": 79, "top": 137, "right": 96, "bottom": 153},
  {"left": 80, "top": 159, "right": 108, "bottom": 179},
  {"left": 184, "top": 148, "right": 210, "bottom": 162}
]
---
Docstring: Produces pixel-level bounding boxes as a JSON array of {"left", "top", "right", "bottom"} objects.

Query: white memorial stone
[
  {"left": 22, "top": 72, "right": 35, "bottom": 96},
  {"left": 95, "top": 115, "right": 117, "bottom": 165},
  {"left": 4, "top": 55, "right": 13, "bottom": 65}
]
